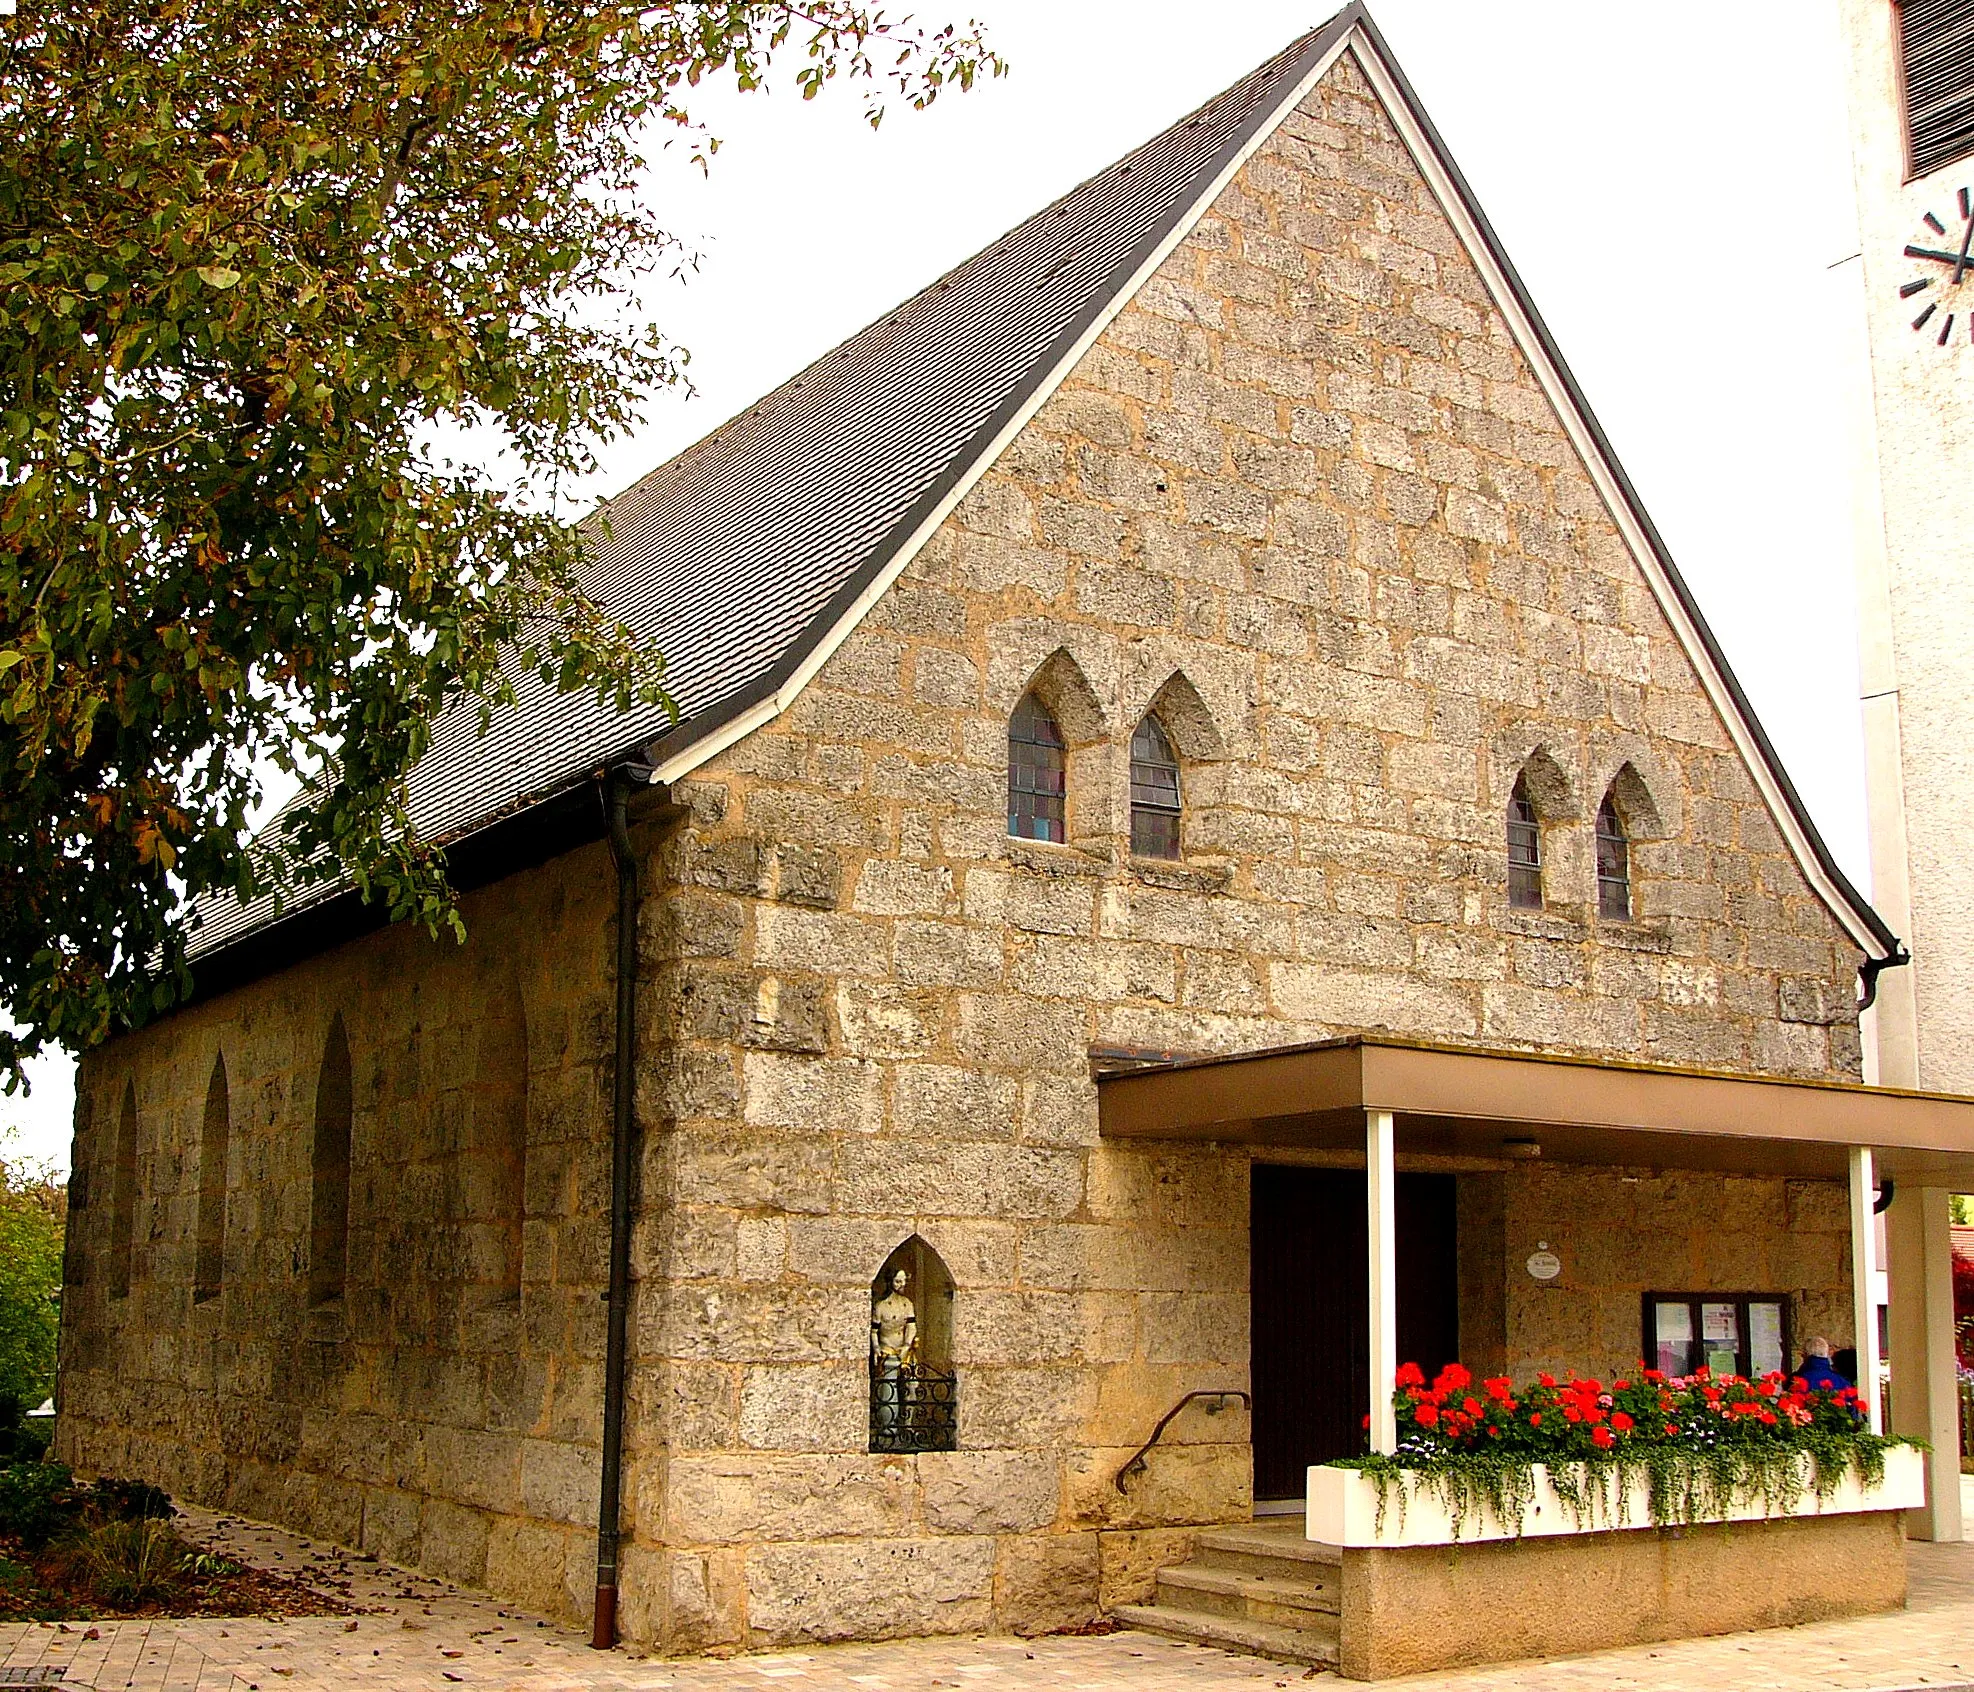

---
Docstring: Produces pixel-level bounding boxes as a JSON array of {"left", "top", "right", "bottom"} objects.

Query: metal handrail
[{"left": 1113, "top": 1389, "right": 1250, "bottom": 1491}]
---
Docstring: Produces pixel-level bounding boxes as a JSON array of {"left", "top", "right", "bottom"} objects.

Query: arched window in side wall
[
  {"left": 474, "top": 984, "right": 528, "bottom": 1305},
  {"left": 309, "top": 1013, "right": 353, "bottom": 1307},
  {"left": 1507, "top": 776, "right": 1542, "bottom": 909},
  {"left": 1129, "top": 714, "right": 1182, "bottom": 859},
  {"left": 194, "top": 1053, "right": 229, "bottom": 1304},
  {"left": 109, "top": 1080, "right": 138, "bottom": 1300},
  {"left": 1007, "top": 692, "right": 1067, "bottom": 843},
  {"left": 1596, "top": 792, "right": 1632, "bottom": 921}
]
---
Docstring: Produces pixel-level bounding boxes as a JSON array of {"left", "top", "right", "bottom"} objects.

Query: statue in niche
[{"left": 870, "top": 1267, "right": 917, "bottom": 1442}]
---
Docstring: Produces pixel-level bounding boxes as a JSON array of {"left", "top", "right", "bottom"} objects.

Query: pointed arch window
[
  {"left": 1507, "top": 777, "right": 1542, "bottom": 909},
  {"left": 1008, "top": 692, "right": 1067, "bottom": 843},
  {"left": 194, "top": 1053, "right": 229, "bottom": 1304},
  {"left": 109, "top": 1080, "right": 138, "bottom": 1301},
  {"left": 1129, "top": 714, "right": 1182, "bottom": 860},
  {"left": 309, "top": 1013, "right": 353, "bottom": 1307},
  {"left": 1596, "top": 792, "right": 1631, "bottom": 921}
]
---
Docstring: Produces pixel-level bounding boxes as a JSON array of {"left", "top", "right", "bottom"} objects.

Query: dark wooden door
[{"left": 1249, "top": 1164, "right": 1460, "bottom": 1500}]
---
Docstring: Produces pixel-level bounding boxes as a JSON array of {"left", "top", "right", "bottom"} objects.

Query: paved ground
[{"left": 4, "top": 1480, "right": 1972, "bottom": 1691}]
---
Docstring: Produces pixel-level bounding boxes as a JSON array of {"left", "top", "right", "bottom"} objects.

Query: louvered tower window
[
  {"left": 1596, "top": 793, "right": 1631, "bottom": 922},
  {"left": 1507, "top": 777, "right": 1542, "bottom": 909},
  {"left": 1008, "top": 693, "right": 1067, "bottom": 843},
  {"left": 1900, "top": 0, "right": 1974, "bottom": 177},
  {"left": 1129, "top": 715, "right": 1182, "bottom": 859}
]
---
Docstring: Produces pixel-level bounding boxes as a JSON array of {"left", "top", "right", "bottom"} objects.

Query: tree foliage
[
  {"left": 0, "top": 1150, "right": 63, "bottom": 1412},
  {"left": 0, "top": 1, "right": 1000, "bottom": 1084}
]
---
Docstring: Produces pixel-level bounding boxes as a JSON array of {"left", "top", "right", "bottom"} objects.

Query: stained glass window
[
  {"left": 1129, "top": 715, "right": 1182, "bottom": 860},
  {"left": 1596, "top": 793, "right": 1631, "bottom": 921},
  {"left": 1507, "top": 776, "right": 1542, "bottom": 909},
  {"left": 1008, "top": 693, "right": 1067, "bottom": 843}
]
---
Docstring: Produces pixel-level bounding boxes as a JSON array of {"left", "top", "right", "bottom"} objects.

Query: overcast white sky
[{"left": 2, "top": 0, "right": 1876, "bottom": 1173}]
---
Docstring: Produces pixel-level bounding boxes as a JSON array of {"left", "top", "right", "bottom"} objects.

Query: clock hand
[
  {"left": 1955, "top": 214, "right": 1974, "bottom": 286},
  {"left": 1904, "top": 243, "right": 1972, "bottom": 265}
]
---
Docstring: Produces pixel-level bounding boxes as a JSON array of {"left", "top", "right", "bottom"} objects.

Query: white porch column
[
  {"left": 1847, "top": 1147, "right": 1884, "bottom": 1436},
  {"left": 1367, "top": 1108, "right": 1398, "bottom": 1456},
  {"left": 1887, "top": 1184, "right": 1965, "bottom": 1540}
]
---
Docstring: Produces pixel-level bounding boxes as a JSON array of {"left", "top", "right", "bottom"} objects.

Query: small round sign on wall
[{"left": 1525, "top": 1242, "right": 1562, "bottom": 1282}]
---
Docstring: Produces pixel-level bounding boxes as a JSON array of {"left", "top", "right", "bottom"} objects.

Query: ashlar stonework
[{"left": 59, "top": 46, "right": 1867, "bottom": 1656}]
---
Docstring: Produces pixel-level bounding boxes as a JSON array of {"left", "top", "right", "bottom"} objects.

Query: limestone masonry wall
[
  {"left": 61, "top": 49, "right": 1867, "bottom": 1655},
  {"left": 60, "top": 847, "right": 619, "bottom": 1625},
  {"left": 624, "top": 52, "right": 1865, "bottom": 1650}
]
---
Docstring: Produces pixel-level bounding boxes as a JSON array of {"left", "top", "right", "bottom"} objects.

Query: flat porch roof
[{"left": 1095, "top": 1036, "right": 1974, "bottom": 1185}]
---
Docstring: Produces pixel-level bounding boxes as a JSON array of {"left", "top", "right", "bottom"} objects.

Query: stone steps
[
  {"left": 1112, "top": 1602, "right": 1340, "bottom": 1667},
  {"left": 1115, "top": 1520, "right": 1341, "bottom": 1667}
]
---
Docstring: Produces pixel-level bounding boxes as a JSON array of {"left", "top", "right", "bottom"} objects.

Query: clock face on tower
[{"left": 1902, "top": 187, "right": 1974, "bottom": 348}]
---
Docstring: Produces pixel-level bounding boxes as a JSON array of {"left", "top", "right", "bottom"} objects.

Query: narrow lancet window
[
  {"left": 194, "top": 1053, "right": 229, "bottom": 1304},
  {"left": 110, "top": 1080, "right": 137, "bottom": 1300},
  {"left": 1507, "top": 777, "right": 1542, "bottom": 909},
  {"left": 1597, "top": 792, "right": 1631, "bottom": 921},
  {"left": 1129, "top": 714, "right": 1182, "bottom": 859},
  {"left": 309, "top": 1013, "right": 353, "bottom": 1307},
  {"left": 1008, "top": 692, "right": 1067, "bottom": 843}
]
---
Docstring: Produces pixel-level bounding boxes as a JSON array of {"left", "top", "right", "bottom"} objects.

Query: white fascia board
[
  {"left": 1344, "top": 33, "right": 1888, "bottom": 960},
  {"left": 648, "top": 31, "right": 1355, "bottom": 790}
]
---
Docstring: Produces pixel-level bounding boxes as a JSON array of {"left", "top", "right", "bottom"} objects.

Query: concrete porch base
[{"left": 1334, "top": 1508, "right": 1908, "bottom": 1680}]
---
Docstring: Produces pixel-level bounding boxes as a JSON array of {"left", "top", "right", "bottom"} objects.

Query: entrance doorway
[{"left": 1249, "top": 1163, "right": 1460, "bottom": 1502}]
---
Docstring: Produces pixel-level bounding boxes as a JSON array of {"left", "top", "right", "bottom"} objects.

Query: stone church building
[{"left": 56, "top": 3, "right": 1964, "bottom": 1662}]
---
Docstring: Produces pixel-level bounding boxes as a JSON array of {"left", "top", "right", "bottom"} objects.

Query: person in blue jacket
[{"left": 1794, "top": 1335, "right": 1850, "bottom": 1393}]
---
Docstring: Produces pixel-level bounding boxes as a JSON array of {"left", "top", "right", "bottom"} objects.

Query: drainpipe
[
  {"left": 593, "top": 767, "right": 642, "bottom": 1650},
  {"left": 1857, "top": 945, "right": 1910, "bottom": 1015}
]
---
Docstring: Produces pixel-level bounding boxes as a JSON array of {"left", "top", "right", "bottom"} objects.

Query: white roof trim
[
  {"left": 651, "top": 13, "right": 1889, "bottom": 962},
  {"left": 647, "top": 29, "right": 1356, "bottom": 790}
]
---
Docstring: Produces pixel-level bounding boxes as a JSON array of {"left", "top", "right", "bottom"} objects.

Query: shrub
[
  {"left": 0, "top": 1160, "right": 62, "bottom": 1414},
  {"left": 0, "top": 1461, "right": 73, "bottom": 1549},
  {"left": 64, "top": 1519, "right": 184, "bottom": 1607},
  {"left": 88, "top": 1479, "right": 172, "bottom": 1524}
]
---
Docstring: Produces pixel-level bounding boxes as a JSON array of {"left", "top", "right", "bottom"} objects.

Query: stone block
[
  {"left": 738, "top": 1363, "right": 866, "bottom": 1452},
  {"left": 997, "top": 1531, "right": 1102, "bottom": 1635},
  {"left": 891, "top": 1064, "right": 1020, "bottom": 1141},
  {"left": 919, "top": 1448, "right": 1061, "bottom": 1534},
  {"left": 744, "top": 1536, "right": 996, "bottom": 1645},
  {"left": 742, "top": 1052, "right": 884, "bottom": 1132},
  {"left": 670, "top": 1455, "right": 916, "bottom": 1546}
]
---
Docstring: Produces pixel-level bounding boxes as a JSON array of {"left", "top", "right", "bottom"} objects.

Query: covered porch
[{"left": 1098, "top": 1037, "right": 1974, "bottom": 1678}]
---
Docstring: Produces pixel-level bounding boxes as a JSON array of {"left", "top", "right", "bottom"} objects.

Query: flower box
[{"left": 1306, "top": 1443, "right": 1926, "bottom": 1548}]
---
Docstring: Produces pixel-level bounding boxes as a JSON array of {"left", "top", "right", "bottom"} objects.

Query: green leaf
[
  {"left": 195, "top": 266, "right": 242, "bottom": 289},
  {"left": 84, "top": 273, "right": 110, "bottom": 292}
]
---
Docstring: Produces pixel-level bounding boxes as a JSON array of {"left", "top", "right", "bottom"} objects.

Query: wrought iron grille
[{"left": 870, "top": 1362, "right": 959, "bottom": 1454}]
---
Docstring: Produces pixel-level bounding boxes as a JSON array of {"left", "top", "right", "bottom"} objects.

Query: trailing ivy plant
[
  {"left": 1337, "top": 1363, "right": 1911, "bottom": 1540},
  {"left": 0, "top": 2, "right": 1003, "bottom": 1089}
]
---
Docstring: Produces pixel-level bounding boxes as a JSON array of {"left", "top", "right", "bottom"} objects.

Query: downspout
[
  {"left": 593, "top": 768, "right": 642, "bottom": 1650},
  {"left": 1857, "top": 944, "right": 1910, "bottom": 1016}
]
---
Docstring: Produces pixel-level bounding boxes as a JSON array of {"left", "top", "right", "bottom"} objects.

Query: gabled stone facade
[{"left": 60, "top": 44, "right": 1867, "bottom": 1656}]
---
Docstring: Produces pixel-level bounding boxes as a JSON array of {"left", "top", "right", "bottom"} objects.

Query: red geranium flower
[
  {"left": 1610, "top": 1411, "right": 1634, "bottom": 1433},
  {"left": 1529, "top": 1412, "right": 1542, "bottom": 1427},
  {"left": 1591, "top": 1425, "right": 1615, "bottom": 1450},
  {"left": 1414, "top": 1402, "right": 1439, "bottom": 1427}
]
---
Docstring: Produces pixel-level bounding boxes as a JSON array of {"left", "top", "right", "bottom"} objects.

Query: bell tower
[{"left": 1835, "top": 0, "right": 1972, "bottom": 1545}]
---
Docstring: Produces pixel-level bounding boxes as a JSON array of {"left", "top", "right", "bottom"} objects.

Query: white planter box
[{"left": 1306, "top": 1444, "right": 1926, "bottom": 1548}]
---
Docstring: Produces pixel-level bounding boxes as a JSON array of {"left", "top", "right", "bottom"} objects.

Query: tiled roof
[
  {"left": 187, "top": 8, "right": 1361, "bottom": 961},
  {"left": 188, "top": 2, "right": 1898, "bottom": 976}
]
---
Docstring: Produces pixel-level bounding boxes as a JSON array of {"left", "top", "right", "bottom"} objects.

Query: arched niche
[
  {"left": 310, "top": 1012, "right": 353, "bottom": 1307},
  {"left": 194, "top": 1051, "right": 229, "bottom": 1304},
  {"left": 470, "top": 977, "right": 528, "bottom": 1306},
  {"left": 869, "top": 1235, "right": 957, "bottom": 1454}
]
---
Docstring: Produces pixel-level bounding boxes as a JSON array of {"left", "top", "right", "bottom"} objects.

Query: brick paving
[{"left": 4, "top": 1485, "right": 1972, "bottom": 1692}]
